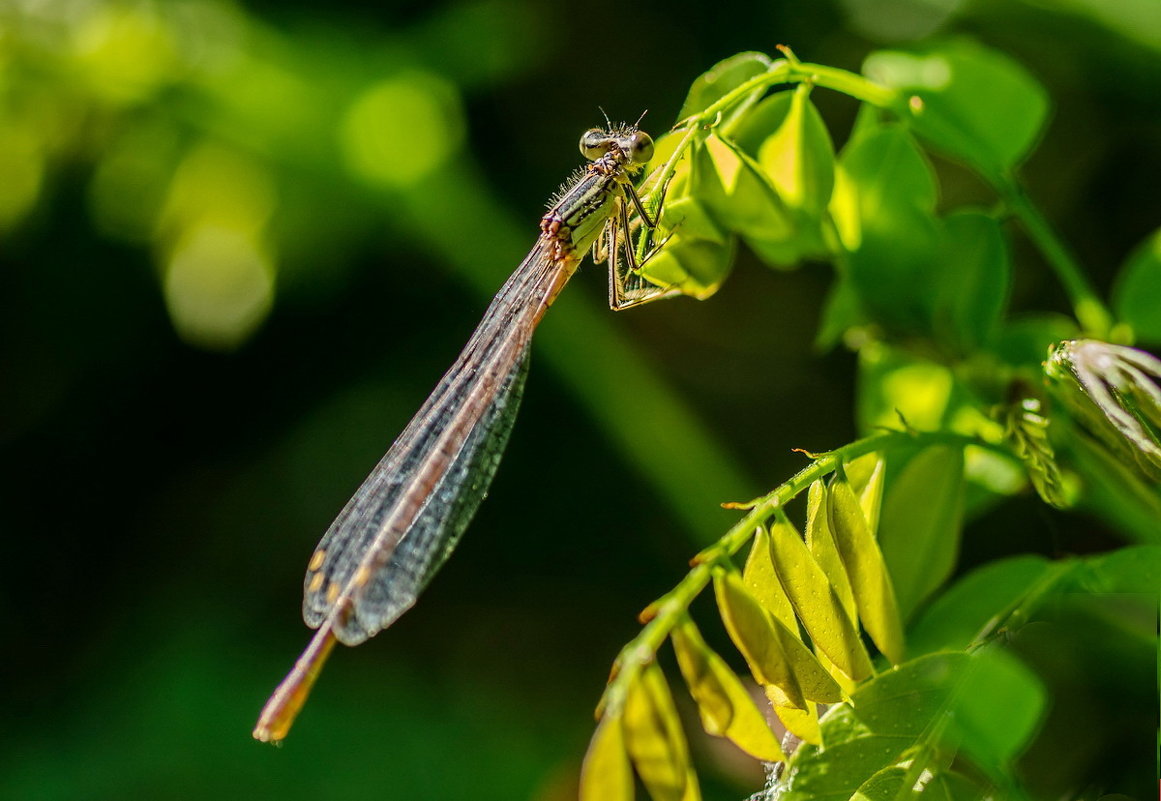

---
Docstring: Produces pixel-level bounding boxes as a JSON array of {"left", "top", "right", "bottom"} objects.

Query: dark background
[{"left": 1, "top": 0, "right": 1157, "bottom": 798}]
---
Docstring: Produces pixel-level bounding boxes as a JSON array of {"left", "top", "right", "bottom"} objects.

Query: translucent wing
[{"left": 303, "top": 238, "right": 573, "bottom": 645}]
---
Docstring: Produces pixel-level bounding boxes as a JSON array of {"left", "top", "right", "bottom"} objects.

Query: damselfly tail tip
[{"left": 253, "top": 626, "right": 339, "bottom": 744}]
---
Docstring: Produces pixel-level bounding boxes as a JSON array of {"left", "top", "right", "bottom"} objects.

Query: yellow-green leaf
[
  {"left": 846, "top": 452, "right": 887, "bottom": 535},
  {"left": 580, "top": 713, "right": 634, "bottom": 801},
  {"left": 805, "top": 480, "right": 857, "bottom": 621},
  {"left": 757, "top": 83, "right": 835, "bottom": 217},
  {"left": 742, "top": 525, "right": 797, "bottom": 628},
  {"left": 696, "top": 134, "right": 794, "bottom": 243},
  {"left": 767, "top": 517, "right": 873, "bottom": 681},
  {"left": 827, "top": 471, "right": 906, "bottom": 664},
  {"left": 714, "top": 568, "right": 804, "bottom": 707},
  {"left": 623, "top": 663, "right": 695, "bottom": 801},
  {"left": 765, "top": 684, "right": 821, "bottom": 745},
  {"left": 671, "top": 617, "right": 787, "bottom": 762},
  {"left": 715, "top": 569, "right": 843, "bottom": 705}
]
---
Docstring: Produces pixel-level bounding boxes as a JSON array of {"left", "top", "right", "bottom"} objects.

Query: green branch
[
  {"left": 596, "top": 428, "right": 1008, "bottom": 719},
  {"left": 995, "top": 179, "right": 1113, "bottom": 337}
]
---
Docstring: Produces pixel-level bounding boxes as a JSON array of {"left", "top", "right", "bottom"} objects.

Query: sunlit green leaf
[
  {"left": 1112, "top": 227, "right": 1161, "bottom": 344},
  {"left": 864, "top": 40, "right": 1049, "bottom": 174},
  {"left": 757, "top": 84, "right": 835, "bottom": 218},
  {"left": 742, "top": 525, "right": 797, "bottom": 627},
  {"left": 878, "top": 446, "right": 965, "bottom": 620},
  {"left": 827, "top": 471, "right": 906, "bottom": 664},
  {"left": 671, "top": 617, "right": 787, "bottom": 762},
  {"left": 830, "top": 125, "right": 941, "bottom": 335},
  {"left": 847, "top": 453, "right": 887, "bottom": 535},
  {"left": 695, "top": 134, "right": 794, "bottom": 244},
  {"left": 623, "top": 663, "right": 695, "bottom": 801},
  {"left": 677, "top": 52, "right": 776, "bottom": 127},
  {"left": 805, "top": 480, "right": 857, "bottom": 621},
  {"left": 773, "top": 651, "right": 1046, "bottom": 799},
  {"left": 765, "top": 684, "right": 821, "bottom": 745},
  {"left": 640, "top": 230, "right": 735, "bottom": 302},
  {"left": 857, "top": 343, "right": 955, "bottom": 433},
  {"left": 767, "top": 517, "right": 873, "bottom": 681},
  {"left": 580, "top": 713, "right": 634, "bottom": 801},
  {"left": 714, "top": 568, "right": 843, "bottom": 705},
  {"left": 724, "top": 91, "right": 793, "bottom": 155}
]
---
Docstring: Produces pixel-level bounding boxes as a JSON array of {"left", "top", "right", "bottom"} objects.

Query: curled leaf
[
  {"left": 580, "top": 713, "right": 634, "bottom": 801},
  {"left": 805, "top": 480, "right": 857, "bottom": 622},
  {"left": 767, "top": 517, "right": 873, "bottom": 681},
  {"left": 765, "top": 684, "right": 821, "bottom": 745},
  {"left": 672, "top": 617, "right": 787, "bottom": 762},
  {"left": 827, "top": 471, "right": 906, "bottom": 664},
  {"left": 742, "top": 525, "right": 797, "bottom": 627},
  {"left": 1004, "top": 396, "right": 1072, "bottom": 508},
  {"left": 623, "top": 663, "right": 696, "bottom": 801},
  {"left": 1045, "top": 339, "right": 1161, "bottom": 481},
  {"left": 714, "top": 569, "right": 843, "bottom": 706}
]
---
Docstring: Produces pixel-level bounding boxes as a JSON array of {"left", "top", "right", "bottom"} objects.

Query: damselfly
[{"left": 253, "top": 121, "right": 677, "bottom": 742}]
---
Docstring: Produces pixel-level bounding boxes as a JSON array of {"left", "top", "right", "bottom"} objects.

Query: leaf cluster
[{"left": 582, "top": 41, "right": 1161, "bottom": 801}]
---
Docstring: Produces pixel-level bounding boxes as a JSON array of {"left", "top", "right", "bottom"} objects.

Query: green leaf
[
  {"left": 714, "top": 567, "right": 805, "bottom": 707},
  {"left": 671, "top": 617, "right": 787, "bottom": 762},
  {"left": 773, "top": 652, "right": 1046, "bottom": 799},
  {"left": 857, "top": 344, "right": 955, "bottom": 433},
  {"left": 694, "top": 134, "right": 794, "bottom": 244},
  {"left": 827, "top": 471, "right": 906, "bottom": 664},
  {"left": 1112, "top": 226, "right": 1161, "bottom": 343},
  {"left": 757, "top": 84, "right": 835, "bottom": 218},
  {"left": 766, "top": 684, "right": 821, "bottom": 744},
  {"left": 830, "top": 125, "right": 941, "bottom": 335},
  {"left": 878, "top": 446, "right": 966, "bottom": 620},
  {"left": 767, "top": 517, "right": 873, "bottom": 681},
  {"left": 623, "top": 663, "right": 695, "bottom": 801},
  {"left": 907, "top": 555, "right": 1054, "bottom": 657},
  {"left": 947, "top": 646, "right": 1047, "bottom": 777},
  {"left": 847, "top": 453, "right": 887, "bottom": 535},
  {"left": 723, "top": 91, "right": 793, "bottom": 156},
  {"left": 714, "top": 568, "right": 844, "bottom": 706},
  {"left": 580, "top": 713, "right": 634, "bottom": 801},
  {"left": 677, "top": 52, "right": 776, "bottom": 128},
  {"left": 639, "top": 230, "right": 735, "bottom": 302},
  {"left": 806, "top": 480, "right": 857, "bottom": 622},
  {"left": 850, "top": 766, "right": 907, "bottom": 801},
  {"left": 934, "top": 211, "right": 1010, "bottom": 352},
  {"left": 864, "top": 40, "right": 1050, "bottom": 174},
  {"left": 742, "top": 525, "right": 797, "bottom": 628},
  {"left": 1069, "top": 545, "right": 1161, "bottom": 595}
]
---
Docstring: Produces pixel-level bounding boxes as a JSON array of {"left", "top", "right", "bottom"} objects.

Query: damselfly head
[{"left": 579, "top": 127, "right": 655, "bottom": 166}]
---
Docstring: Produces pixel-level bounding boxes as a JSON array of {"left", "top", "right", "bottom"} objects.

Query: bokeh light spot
[
  {"left": 339, "top": 72, "right": 464, "bottom": 188},
  {"left": 0, "top": 124, "right": 44, "bottom": 232},
  {"left": 163, "top": 225, "right": 275, "bottom": 350}
]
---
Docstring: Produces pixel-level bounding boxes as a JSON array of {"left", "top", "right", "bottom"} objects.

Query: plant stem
[
  {"left": 995, "top": 179, "right": 1113, "bottom": 337},
  {"left": 596, "top": 428, "right": 1007, "bottom": 718}
]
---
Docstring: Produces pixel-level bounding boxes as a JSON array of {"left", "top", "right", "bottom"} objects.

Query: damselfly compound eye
[
  {"left": 629, "top": 131, "right": 654, "bottom": 164},
  {"left": 580, "top": 128, "right": 611, "bottom": 160}
]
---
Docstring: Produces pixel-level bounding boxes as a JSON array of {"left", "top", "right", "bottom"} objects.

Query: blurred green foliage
[{"left": 1, "top": 0, "right": 1158, "bottom": 799}]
